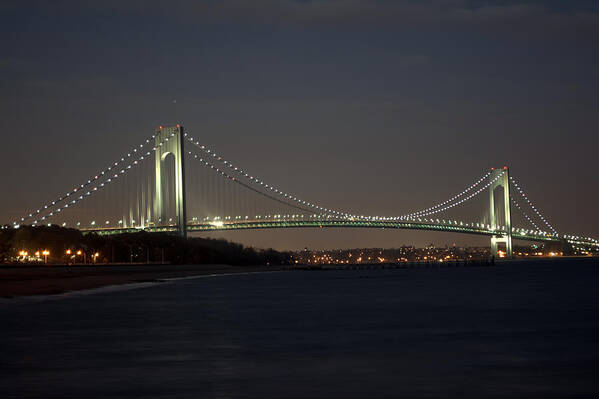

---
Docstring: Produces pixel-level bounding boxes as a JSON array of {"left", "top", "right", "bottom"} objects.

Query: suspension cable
[
  {"left": 399, "top": 171, "right": 492, "bottom": 219},
  {"left": 509, "top": 176, "right": 557, "bottom": 235},
  {"left": 184, "top": 134, "right": 358, "bottom": 219},
  {"left": 186, "top": 148, "right": 318, "bottom": 216},
  {"left": 398, "top": 171, "right": 505, "bottom": 220},
  {"left": 24, "top": 133, "right": 174, "bottom": 226},
  {"left": 510, "top": 195, "right": 541, "bottom": 231},
  {"left": 14, "top": 131, "right": 161, "bottom": 226},
  {"left": 185, "top": 134, "right": 507, "bottom": 223}
]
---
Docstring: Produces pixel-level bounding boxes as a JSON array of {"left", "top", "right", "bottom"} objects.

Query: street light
[
  {"left": 77, "top": 250, "right": 87, "bottom": 264},
  {"left": 42, "top": 250, "right": 50, "bottom": 264},
  {"left": 76, "top": 249, "right": 86, "bottom": 264}
]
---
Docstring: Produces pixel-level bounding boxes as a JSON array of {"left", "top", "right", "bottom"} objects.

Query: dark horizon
[{"left": 1, "top": 1, "right": 598, "bottom": 250}]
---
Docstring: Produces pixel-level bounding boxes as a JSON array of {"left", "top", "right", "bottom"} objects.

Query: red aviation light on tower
[
  {"left": 490, "top": 167, "right": 495, "bottom": 171},
  {"left": 503, "top": 166, "right": 508, "bottom": 170},
  {"left": 176, "top": 123, "right": 180, "bottom": 128}
]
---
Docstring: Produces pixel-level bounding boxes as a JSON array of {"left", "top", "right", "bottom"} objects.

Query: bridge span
[
  {"left": 82, "top": 218, "right": 597, "bottom": 252},
  {"left": 14, "top": 124, "right": 598, "bottom": 257}
]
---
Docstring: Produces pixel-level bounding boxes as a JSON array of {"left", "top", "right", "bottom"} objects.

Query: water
[{"left": 1, "top": 259, "right": 598, "bottom": 398}]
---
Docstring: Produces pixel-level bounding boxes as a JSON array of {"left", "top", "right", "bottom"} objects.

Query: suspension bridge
[{"left": 11, "top": 124, "right": 598, "bottom": 258}]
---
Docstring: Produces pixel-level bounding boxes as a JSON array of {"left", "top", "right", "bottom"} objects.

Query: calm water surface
[{"left": 1, "top": 259, "right": 598, "bottom": 398}]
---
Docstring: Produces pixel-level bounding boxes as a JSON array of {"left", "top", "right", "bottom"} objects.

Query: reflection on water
[{"left": 1, "top": 259, "right": 599, "bottom": 398}]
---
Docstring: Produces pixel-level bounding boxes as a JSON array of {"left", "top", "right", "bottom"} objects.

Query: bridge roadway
[{"left": 80, "top": 219, "right": 590, "bottom": 246}]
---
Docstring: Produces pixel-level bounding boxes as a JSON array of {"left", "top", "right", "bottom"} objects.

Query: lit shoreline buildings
[{"left": 292, "top": 243, "right": 588, "bottom": 265}]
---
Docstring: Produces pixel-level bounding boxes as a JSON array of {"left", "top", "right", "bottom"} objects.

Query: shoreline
[
  {"left": 2, "top": 257, "right": 596, "bottom": 299},
  {"left": 0, "top": 264, "right": 290, "bottom": 298}
]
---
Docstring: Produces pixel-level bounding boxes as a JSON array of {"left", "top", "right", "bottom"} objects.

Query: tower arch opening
[{"left": 154, "top": 125, "right": 187, "bottom": 238}]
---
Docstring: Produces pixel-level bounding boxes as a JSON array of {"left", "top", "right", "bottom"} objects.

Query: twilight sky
[{"left": 1, "top": 0, "right": 598, "bottom": 250}]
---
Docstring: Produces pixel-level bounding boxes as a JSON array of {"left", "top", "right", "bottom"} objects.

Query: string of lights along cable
[
  {"left": 509, "top": 175, "right": 558, "bottom": 235},
  {"left": 7, "top": 125, "right": 597, "bottom": 255},
  {"left": 510, "top": 195, "right": 541, "bottom": 232}
]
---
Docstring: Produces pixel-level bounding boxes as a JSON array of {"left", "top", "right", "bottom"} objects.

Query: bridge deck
[{"left": 82, "top": 219, "right": 568, "bottom": 244}]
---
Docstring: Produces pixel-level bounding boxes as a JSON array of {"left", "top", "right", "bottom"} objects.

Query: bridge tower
[
  {"left": 154, "top": 124, "right": 187, "bottom": 238},
  {"left": 489, "top": 167, "right": 512, "bottom": 258}
]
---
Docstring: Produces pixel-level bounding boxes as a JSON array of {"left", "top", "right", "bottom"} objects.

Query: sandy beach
[{"left": 0, "top": 264, "right": 287, "bottom": 298}]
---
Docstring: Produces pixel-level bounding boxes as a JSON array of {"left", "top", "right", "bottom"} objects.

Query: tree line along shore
[{"left": 0, "top": 225, "right": 292, "bottom": 266}]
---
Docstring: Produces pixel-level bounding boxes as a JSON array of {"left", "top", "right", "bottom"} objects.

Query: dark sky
[{"left": 1, "top": 0, "right": 598, "bottom": 250}]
